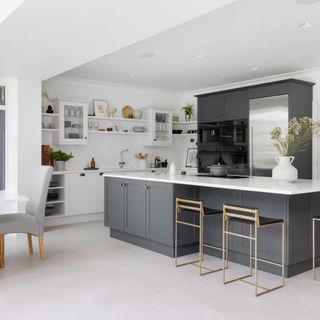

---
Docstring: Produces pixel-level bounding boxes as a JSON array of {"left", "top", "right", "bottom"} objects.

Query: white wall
[
  {"left": 42, "top": 77, "right": 193, "bottom": 170},
  {"left": 181, "top": 68, "right": 320, "bottom": 178}
]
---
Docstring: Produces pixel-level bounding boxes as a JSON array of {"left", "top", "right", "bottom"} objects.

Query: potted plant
[
  {"left": 181, "top": 103, "right": 194, "bottom": 122},
  {"left": 270, "top": 117, "right": 320, "bottom": 180},
  {"left": 51, "top": 150, "right": 74, "bottom": 171}
]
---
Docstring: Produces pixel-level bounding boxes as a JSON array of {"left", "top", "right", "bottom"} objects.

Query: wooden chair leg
[
  {"left": 38, "top": 236, "right": 45, "bottom": 261},
  {"left": 27, "top": 234, "right": 33, "bottom": 254},
  {"left": 0, "top": 234, "right": 5, "bottom": 268}
]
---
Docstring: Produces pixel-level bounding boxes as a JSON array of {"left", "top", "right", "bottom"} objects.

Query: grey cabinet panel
[
  {"left": 223, "top": 90, "right": 248, "bottom": 120},
  {"left": 248, "top": 83, "right": 289, "bottom": 99},
  {"left": 174, "top": 185, "right": 199, "bottom": 246},
  {"left": 146, "top": 182, "right": 174, "bottom": 246},
  {"left": 106, "top": 177, "right": 124, "bottom": 231},
  {"left": 241, "top": 192, "right": 287, "bottom": 262},
  {"left": 198, "top": 95, "right": 224, "bottom": 123},
  {"left": 125, "top": 179, "right": 146, "bottom": 238}
]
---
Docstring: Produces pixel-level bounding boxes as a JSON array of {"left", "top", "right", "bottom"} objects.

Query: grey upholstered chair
[{"left": 0, "top": 166, "right": 53, "bottom": 267}]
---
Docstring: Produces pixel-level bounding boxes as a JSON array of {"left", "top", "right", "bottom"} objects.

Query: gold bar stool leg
[
  {"left": 0, "top": 234, "right": 4, "bottom": 268},
  {"left": 313, "top": 218, "right": 316, "bottom": 280},
  {"left": 199, "top": 204, "right": 203, "bottom": 276},
  {"left": 282, "top": 222, "right": 285, "bottom": 285},
  {"left": 222, "top": 212, "right": 226, "bottom": 283},
  {"left": 249, "top": 225, "right": 253, "bottom": 276},
  {"left": 254, "top": 223, "right": 258, "bottom": 297},
  {"left": 175, "top": 199, "right": 178, "bottom": 267},
  {"left": 27, "top": 234, "right": 33, "bottom": 254}
]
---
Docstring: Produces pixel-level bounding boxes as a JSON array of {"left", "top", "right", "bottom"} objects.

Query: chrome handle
[{"left": 80, "top": 173, "right": 85, "bottom": 177}]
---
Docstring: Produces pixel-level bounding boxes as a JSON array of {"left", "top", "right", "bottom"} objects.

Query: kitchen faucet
[{"left": 119, "top": 149, "right": 129, "bottom": 168}]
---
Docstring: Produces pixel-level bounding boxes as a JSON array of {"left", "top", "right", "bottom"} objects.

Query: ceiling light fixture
[
  {"left": 192, "top": 54, "right": 204, "bottom": 59},
  {"left": 181, "top": 81, "right": 189, "bottom": 85},
  {"left": 251, "top": 67, "right": 259, "bottom": 71},
  {"left": 299, "top": 22, "right": 312, "bottom": 28},
  {"left": 296, "top": 0, "right": 320, "bottom": 4},
  {"left": 138, "top": 53, "right": 155, "bottom": 59},
  {"left": 128, "top": 73, "right": 137, "bottom": 77}
]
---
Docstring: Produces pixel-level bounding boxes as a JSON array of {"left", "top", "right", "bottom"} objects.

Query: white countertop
[
  {"left": 53, "top": 167, "right": 168, "bottom": 175},
  {"left": 103, "top": 171, "right": 320, "bottom": 195}
]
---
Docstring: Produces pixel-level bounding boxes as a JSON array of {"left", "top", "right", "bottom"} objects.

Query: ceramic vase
[
  {"left": 272, "top": 156, "right": 298, "bottom": 181},
  {"left": 55, "top": 160, "right": 65, "bottom": 171}
]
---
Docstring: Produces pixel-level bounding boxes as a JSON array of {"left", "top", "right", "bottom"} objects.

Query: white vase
[
  {"left": 169, "top": 162, "right": 177, "bottom": 176},
  {"left": 272, "top": 156, "right": 298, "bottom": 181},
  {"left": 55, "top": 161, "right": 65, "bottom": 171},
  {"left": 137, "top": 159, "right": 147, "bottom": 169}
]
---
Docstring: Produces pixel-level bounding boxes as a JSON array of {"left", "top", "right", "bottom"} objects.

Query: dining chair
[{"left": 0, "top": 165, "right": 53, "bottom": 267}]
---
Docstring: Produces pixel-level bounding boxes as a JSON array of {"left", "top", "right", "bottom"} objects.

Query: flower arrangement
[{"left": 271, "top": 117, "right": 320, "bottom": 156}]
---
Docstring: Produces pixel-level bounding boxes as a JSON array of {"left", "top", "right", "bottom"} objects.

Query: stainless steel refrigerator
[{"left": 249, "top": 94, "right": 288, "bottom": 176}]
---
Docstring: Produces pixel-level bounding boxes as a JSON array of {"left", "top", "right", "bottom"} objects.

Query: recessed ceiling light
[
  {"left": 192, "top": 54, "right": 204, "bottom": 59},
  {"left": 138, "top": 53, "right": 155, "bottom": 59},
  {"left": 251, "top": 67, "right": 259, "bottom": 71},
  {"left": 296, "top": 0, "right": 320, "bottom": 4},
  {"left": 128, "top": 73, "right": 137, "bottom": 77},
  {"left": 181, "top": 81, "right": 189, "bottom": 85},
  {"left": 299, "top": 22, "right": 312, "bottom": 28}
]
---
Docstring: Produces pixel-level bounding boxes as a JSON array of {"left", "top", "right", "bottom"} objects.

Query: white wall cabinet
[
  {"left": 144, "top": 109, "right": 172, "bottom": 146},
  {"left": 58, "top": 101, "right": 88, "bottom": 145},
  {"left": 65, "top": 172, "right": 104, "bottom": 215}
]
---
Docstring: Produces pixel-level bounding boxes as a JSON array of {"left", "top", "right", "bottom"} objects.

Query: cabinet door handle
[
  {"left": 80, "top": 173, "right": 85, "bottom": 177},
  {"left": 99, "top": 172, "right": 104, "bottom": 176},
  {"left": 145, "top": 185, "right": 150, "bottom": 190}
]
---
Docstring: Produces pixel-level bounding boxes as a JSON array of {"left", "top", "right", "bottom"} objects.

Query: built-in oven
[{"left": 198, "top": 120, "right": 248, "bottom": 174}]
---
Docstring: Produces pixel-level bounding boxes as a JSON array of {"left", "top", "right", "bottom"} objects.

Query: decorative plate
[{"left": 122, "top": 105, "right": 134, "bottom": 118}]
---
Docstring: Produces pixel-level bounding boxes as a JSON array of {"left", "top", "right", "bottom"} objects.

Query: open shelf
[
  {"left": 172, "top": 121, "right": 197, "bottom": 125},
  {"left": 46, "top": 200, "right": 65, "bottom": 204},
  {"left": 88, "top": 116, "right": 149, "bottom": 123},
  {"left": 42, "top": 113, "right": 59, "bottom": 117},
  {"left": 173, "top": 133, "right": 197, "bottom": 137},
  {"left": 48, "top": 186, "right": 65, "bottom": 190},
  {"left": 42, "top": 128, "right": 58, "bottom": 132},
  {"left": 88, "top": 131, "right": 147, "bottom": 135}
]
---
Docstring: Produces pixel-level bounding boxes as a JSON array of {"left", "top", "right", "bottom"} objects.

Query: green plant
[
  {"left": 51, "top": 150, "right": 74, "bottom": 162},
  {"left": 181, "top": 103, "right": 193, "bottom": 116},
  {"left": 271, "top": 117, "right": 320, "bottom": 156}
]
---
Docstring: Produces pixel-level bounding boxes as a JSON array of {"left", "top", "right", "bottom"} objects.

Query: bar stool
[
  {"left": 222, "top": 204, "right": 285, "bottom": 297},
  {"left": 312, "top": 217, "right": 320, "bottom": 280},
  {"left": 175, "top": 197, "right": 224, "bottom": 276}
]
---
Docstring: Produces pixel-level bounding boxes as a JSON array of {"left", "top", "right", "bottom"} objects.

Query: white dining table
[{"left": 0, "top": 191, "right": 29, "bottom": 214}]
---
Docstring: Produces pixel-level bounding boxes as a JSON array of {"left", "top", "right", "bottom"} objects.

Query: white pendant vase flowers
[{"left": 271, "top": 117, "right": 320, "bottom": 181}]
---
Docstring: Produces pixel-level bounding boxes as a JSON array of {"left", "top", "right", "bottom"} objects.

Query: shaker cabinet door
[
  {"left": 65, "top": 173, "right": 97, "bottom": 215},
  {"left": 146, "top": 182, "right": 174, "bottom": 246},
  {"left": 198, "top": 95, "right": 224, "bottom": 123},
  {"left": 223, "top": 90, "right": 249, "bottom": 120},
  {"left": 106, "top": 178, "right": 124, "bottom": 231},
  {"left": 124, "top": 179, "right": 146, "bottom": 238}
]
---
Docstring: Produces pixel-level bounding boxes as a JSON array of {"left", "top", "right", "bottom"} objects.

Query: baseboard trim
[{"left": 45, "top": 213, "right": 103, "bottom": 227}]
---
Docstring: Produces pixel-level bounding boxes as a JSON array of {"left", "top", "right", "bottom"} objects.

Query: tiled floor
[{"left": 0, "top": 221, "right": 319, "bottom": 320}]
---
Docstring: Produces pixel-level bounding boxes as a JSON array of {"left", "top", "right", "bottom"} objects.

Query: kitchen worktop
[
  {"left": 53, "top": 167, "right": 168, "bottom": 175},
  {"left": 103, "top": 171, "right": 320, "bottom": 195}
]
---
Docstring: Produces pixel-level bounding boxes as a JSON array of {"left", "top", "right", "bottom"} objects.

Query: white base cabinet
[{"left": 65, "top": 172, "right": 104, "bottom": 215}]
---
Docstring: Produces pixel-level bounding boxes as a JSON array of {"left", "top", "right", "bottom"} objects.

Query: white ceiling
[
  {"left": 0, "top": 0, "right": 230, "bottom": 79},
  {"left": 61, "top": 0, "right": 320, "bottom": 91}
]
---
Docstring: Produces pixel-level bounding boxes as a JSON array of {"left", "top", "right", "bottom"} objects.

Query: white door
[{"left": 65, "top": 173, "right": 97, "bottom": 215}]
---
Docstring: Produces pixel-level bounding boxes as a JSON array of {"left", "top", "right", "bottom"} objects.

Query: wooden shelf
[
  {"left": 88, "top": 131, "right": 147, "bottom": 135},
  {"left": 88, "top": 116, "right": 149, "bottom": 123},
  {"left": 42, "top": 113, "right": 59, "bottom": 117},
  {"left": 48, "top": 186, "right": 65, "bottom": 190}
]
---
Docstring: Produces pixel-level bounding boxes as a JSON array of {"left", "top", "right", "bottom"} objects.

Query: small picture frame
[
  {"left": 185, "top": 148, "right": 198, "bottom": 168},
  {"left": 93, "top": 100, "right": 108, "bottom": 117}
]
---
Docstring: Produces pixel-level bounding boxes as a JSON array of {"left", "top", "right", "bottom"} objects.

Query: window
[{"left": 0, "top": 86, "right": 5, "bottom": 190}]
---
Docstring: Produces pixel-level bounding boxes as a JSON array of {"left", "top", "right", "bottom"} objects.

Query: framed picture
[
  {"left": 185, "top": 148, "right": 198, "bottom": 168},
  {"left": 93, "top": 100, "right": 108, "bottom": 117}
]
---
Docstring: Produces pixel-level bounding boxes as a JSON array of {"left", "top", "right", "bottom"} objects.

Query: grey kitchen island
[{"left": 103, "top": 171, "right": 320, "bottom": 277}]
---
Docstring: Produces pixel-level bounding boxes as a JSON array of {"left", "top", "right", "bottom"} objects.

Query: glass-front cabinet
[
  {"left": 59, "top": 101, "right": 88, "bottom": 145},
  {"left": 145, "top": 109, "right": 172, "bottom": 146}
]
